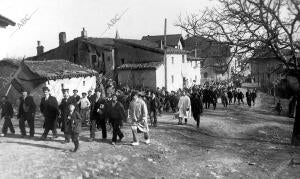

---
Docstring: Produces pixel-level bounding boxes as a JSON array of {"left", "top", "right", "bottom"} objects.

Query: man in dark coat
[
  {"left": 17, "top": 89, "right": 36, "bottom": 137},
  {"left": 251, "top": 88, "right": 257, "bottom": 106},
  {"left": 237, "top": 89, "right": 244, "bottom": 105},
  {"left": 190, "top": 89, "right": 203, "bottom": 128},
  {"left": 59, "top": 89, "right": 77, "bottom": 143},
  {"left": 149, "top": 92, "right": 160, "bottom": 127},
  {"left": 40, "top": 87, "right": 59, "bottom": 140},
  {"left": 106, "top": 94, "right": 126, "bottom": 145},
  {"left": 227, "top": 90, "right": 233, "bottom": 104},
  {"left": 246, "top": 89, "right": 252, "bottom": 107},
  {"left": 233, "top": 88, "right": 238, "bottom": 104},
  {"left": 1, "top": 96, "right": 15, "bottom": 136},
  {"left": 89, "top": 89, "right": 107, "bottom": 141},
  {"left": 66, "top": 104, "right": 82, "bottom": 152}
]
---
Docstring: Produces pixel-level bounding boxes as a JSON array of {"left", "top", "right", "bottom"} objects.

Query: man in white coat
[{"left": 178, "top": 91, "right": 191, "bottom": 125}]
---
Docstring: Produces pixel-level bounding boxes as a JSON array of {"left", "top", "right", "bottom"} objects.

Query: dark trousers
[
  {"left": 71, "top": 132, "right": 79, "bottom": 151},
  {"left": 247, "top": 99, "right": 252, "bottom": 107},
  {"left": 99, "top": 119, "right": 107, "bottom": 139},
  {"left": 42, "top": 128, "right": 57, "bottom": 138},
  {"left": 19, "top": 115, "right": 35, "bottom": 137},
  {"left": 205, "top": 101, "right": 210, "bottom": 109},
  {"left": 150, "top": 110, "right": 157, "bottom": 126},
  {"left": 90, "top": 120, "right": 97, "bottom": 139},
  {"left": 193, "top": 114, "right": 200, "bottom": 127},
  {"left": 229, "top": 98, "right": 232, "bottom": 104},
  {"left": 2, "top": 116, "right": 15, "bottom": 134},
  {"left": 111, "top": 121, "right": 124, "bottom": 143}
]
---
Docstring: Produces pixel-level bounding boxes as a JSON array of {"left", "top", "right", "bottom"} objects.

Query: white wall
[
  {"left": 46, "top": 76, "right": 96, "bottom": 103},
  {"left": 166, "top": 54, "right": 201, "bottom": 91},
  {"left": 155, "top": 64, "right": 165, "bottom": 89}
]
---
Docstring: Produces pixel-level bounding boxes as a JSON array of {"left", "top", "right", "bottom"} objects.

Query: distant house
[
  {"left": 141, "top": 34, "right": 184, "bottom": 49},
  {"left": 0, "top": 14, "right": 15, "bottom": 28},
  {"left": 12, "top": 60, "right": 97, "bottom": 105},
  {"left": 27, "top": 28, "right": 114, "bottom": 79},
  {"left": 27, "top": 30, "right": 200, "bottom": 91},
  {"left": 249, "top": 47, "right": 300, "bottom": 92},
  {"left": 184, "top": 36, "right": 231, "bottom": 83}
]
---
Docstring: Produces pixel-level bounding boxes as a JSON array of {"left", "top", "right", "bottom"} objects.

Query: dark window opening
[{"left": 121, "top": 58, "right": 125, "bottom": 65}]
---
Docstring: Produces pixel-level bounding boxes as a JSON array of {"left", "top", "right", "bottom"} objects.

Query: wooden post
[
  {"left": 164, "top": 18, "right": 168, "bottom": 91},
  {"left": 5, "top": 84, "right": 12, "bottom": 96}
]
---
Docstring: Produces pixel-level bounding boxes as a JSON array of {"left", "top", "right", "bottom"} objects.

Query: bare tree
[
  {"left": 176, "top": 0, "right": 300, "bottom": 145},
  {"left": 177, "top": 0, "right": 299, "bottom": 69}
]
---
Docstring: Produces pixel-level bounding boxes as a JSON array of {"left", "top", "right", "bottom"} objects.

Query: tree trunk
[{"left": 291, "top": 76, "right": 300, "bottom": 146}]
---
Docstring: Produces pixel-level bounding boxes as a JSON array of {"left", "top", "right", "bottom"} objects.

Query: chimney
[
  {"left": 81, "top": 27, "right": 87, "bottom": 38},
  {"left": 59, "top": 32, "right": 66, "bottom": 46},
  {"left": 36, "top": 41, "right": 44, "bottom": 56}
]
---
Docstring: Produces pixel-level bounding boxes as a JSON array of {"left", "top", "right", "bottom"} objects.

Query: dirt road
[{"left": 0, "top": 91, "right": 299, "bottom": 179}]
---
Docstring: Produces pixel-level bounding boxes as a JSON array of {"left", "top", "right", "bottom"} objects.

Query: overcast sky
[{"left": 0, "top": 0, "right": 219, "bottom": 59}]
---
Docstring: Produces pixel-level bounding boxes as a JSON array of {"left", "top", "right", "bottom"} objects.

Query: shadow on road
[{"left": 5, "top": 141, "right": 65, "bottom": 151}]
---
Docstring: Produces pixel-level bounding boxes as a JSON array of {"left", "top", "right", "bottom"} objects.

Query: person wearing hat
[
  {"left": 106, "top": 93, "right": 126, "bottom": 145},
  {"left": 0, "top": 95, "right": 15, "bottom": 136},
  {"left": 59, "top": 88, "right": 77, "bottom": 143},
  {"left": 66, "top": 104, "right": 82, "bottom": 152},
  {"left": 72, "top": 89, "right": 81, "bottom": 104},
  {"left": 79, "top": 92, "right": 91, "bottom": 126},
  {"left": 17, "top": 89, "right": 36, "bottom": 137},
  {"left": 40, "top": 87, "right": 59, "bottom": 140},
  {"left": 128, "top": 91, "right": 150, "bottom": 146},
  {"left": 89, "top": 88, "right": 107, "bottom": 141},
  {"left": 177, "top": 90, "right": 191, "bottom": 125}
]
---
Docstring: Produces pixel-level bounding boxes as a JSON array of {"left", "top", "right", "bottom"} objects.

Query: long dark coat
[
  {"left": 65, "top": 111, "right": 82, "bottom": 134},
  {"left": 17, "top": 96, "right": 36, "bottom": 119},
  {"left": 106, "top": 101, "right": 126, "bottom": 126},
  {"left": 190, "top": 92, "right": 203, "bottom": 119},
  {"left": 40, "top": 96, "right": 59, "bottom": 130},
  {"left": 59, "top": 96, "right": 77, "bottom": 132}
]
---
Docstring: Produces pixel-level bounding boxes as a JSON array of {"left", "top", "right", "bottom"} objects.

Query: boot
[{"left": 73, "top": 140, "right": 79, "bottom": 152}]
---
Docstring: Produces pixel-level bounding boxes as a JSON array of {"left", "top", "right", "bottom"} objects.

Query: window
[
  {"left": 204, "top": 72, "right": 208, "bottom": 78},
  {"left": 121, "top": 58, "right": 125, "bottom": 64},
  {"left": 61, "top": 83, "right": 64, "bottom": 89},
  {"left": 171, "top": 75, "right": 174, "bottom": 83},
  {"left": 171, "top": 57, "right": 174, "bottom": 64},
  {"left": 200, "top": 61, "right": 204, "bottom": 67},
  {"left": 107, "top": 56, "right": 110, "bottom": 61},
  {"left": 83, "top": 81, "right": 86, "bottom": 86},
  {"left": 182, "top": 55, "right": 185, "bottom": 63},
  {"left": 91, "top": 55, "right": 97, "bottom": 64}
]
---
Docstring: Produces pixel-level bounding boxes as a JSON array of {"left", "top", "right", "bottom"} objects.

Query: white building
[{"left": 117, "top": 47, "right": 201, "bottom": 91}]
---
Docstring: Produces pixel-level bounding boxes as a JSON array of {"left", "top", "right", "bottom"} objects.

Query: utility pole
[{"left": 164, "top": 18, "right": 168, "bottom": 91}]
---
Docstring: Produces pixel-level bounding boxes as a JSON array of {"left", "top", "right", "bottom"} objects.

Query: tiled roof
[
  {"left": 117, "top": 62, "right": 163, "bottom": 70},
  {"left": 166, "top": 47, "right": 189, "bottom": 54},
  {"left": 0, "top": 58, "right": 21, "bottom": 67},
  {"left": 114, "top": 39, "right": 163, "bottom": 53},
  {"left": 0, "top": 14, "right": 15, "bottom": 28},
  {"left": 184, "top": 36, "right": 231, "bottom": 58},
  {"left": 141, "top": 34, "right": 183, "bottom": 47},
  {"left": 23, "top": 60, "right": 98, "bottom": 80},
  {"left": 187, "top": 56, "right": 205, "bottom": 61}
]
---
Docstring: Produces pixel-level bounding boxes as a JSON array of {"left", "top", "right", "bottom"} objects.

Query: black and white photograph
[{"left": 0, "top": 0, "right": 300, "bottom": 178}]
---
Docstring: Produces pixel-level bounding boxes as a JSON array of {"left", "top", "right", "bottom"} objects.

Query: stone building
[{"left": 184, "top": 36, "right": 232, "bottom": 84}]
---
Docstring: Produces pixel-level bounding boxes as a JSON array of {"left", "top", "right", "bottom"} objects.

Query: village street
[{"left": 0, "top": 89, "right": 299, "bottom": 179}]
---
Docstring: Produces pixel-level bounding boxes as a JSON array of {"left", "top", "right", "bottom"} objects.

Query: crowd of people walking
[{"left": 0, "top": 80, "right": 258, "bottom": 152}]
